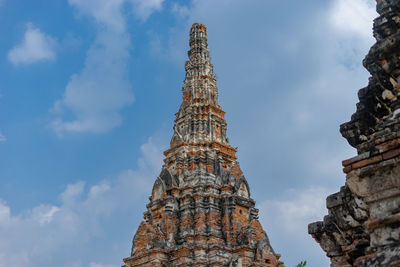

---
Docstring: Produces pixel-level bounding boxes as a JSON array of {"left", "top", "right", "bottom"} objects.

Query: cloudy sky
[{"left": 0, "top": 0, "right": 377, "bottom": 266}]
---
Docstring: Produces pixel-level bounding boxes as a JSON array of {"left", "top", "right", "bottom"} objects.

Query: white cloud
[
  {"left": 8, "top": 23, "right": 56, "bottom": 66},
  {"left": 68, "top": 0, "right": 126, "bottom": 32},
  {"left": 50, "top": 0, "right": 166, "bottom": 135},
  {"left": 0, "top": 131, "right": 5, "bottom": 142},
  {"left": 60, "top": 181, "right": 85, "bottom": 204},
  {"left": 0, "top": 200, "right": 10, "bottom": 225},
  {"left": 51, "top": 1, "right": 134, "bottom": 135},
  {"left": 328, "top": 0, "right": 377, "bottom": 66},
  {"left": 258, "top": 187, "right": 333, "bottom": 266},
  {"left": 330, "top": 0, "right": 376, "bottom": 40},
  {"left": 259, "top": 187, "right": 330, "bottom": 234},
  {"left": 31, "top": 205, "right": 60, "bottom": 225},
  {"left": 130, "top": 0, "right": 164, "bottom": 21},
  {"left": 0, "top": 136, "right": 164, "bottom": 267},
  {"left": 171, "top": 3, "right": 190, "bottom": 19}
]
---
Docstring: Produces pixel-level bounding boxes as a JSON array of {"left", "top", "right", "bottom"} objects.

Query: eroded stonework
[
  {"left": 122, "top": 23, "right": 282, "bottom": 267},
  {"left": 309, "top": 1, "right": 400, "bottom": 266}
]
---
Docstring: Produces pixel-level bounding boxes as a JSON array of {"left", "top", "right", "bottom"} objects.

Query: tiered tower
[
  {"left": 123, "top": 23, "right": 282, "bottom": 267},
  {"left": 309, "top": 1, "right": 400, "bottom": 266}
]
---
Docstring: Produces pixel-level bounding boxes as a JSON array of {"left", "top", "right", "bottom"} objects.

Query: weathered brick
[
  {"left": 382, "top": 148, "right": 400, "bottom": 160},
  {"left": 351, "top": 155, "right": 383, "bottom": 169}
]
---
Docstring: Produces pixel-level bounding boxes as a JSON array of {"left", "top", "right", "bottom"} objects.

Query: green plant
[
  {"left": 281, "top": 260, "right": 307, "bottom": 267},
  {"left": 295, "top": 260, "right": 307, "bottom": 267}
]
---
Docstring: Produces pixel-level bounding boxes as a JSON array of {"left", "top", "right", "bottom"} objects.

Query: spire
[
  {"left": 186, "top": 23, "right": 214, "bottom": 79},
  {"left": 122, "top": 23, "right": 283, "bottom": 267},
  {"left": 182, "top": 23, "right": 218, "bottom": 108},
  {"left": 165, "top": 23, "right": 231, "bottom": 165}
]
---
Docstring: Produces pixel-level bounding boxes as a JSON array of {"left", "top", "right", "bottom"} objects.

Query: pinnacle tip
[{"left": 191, "top": 23, "right": 207, "bottom": 33}]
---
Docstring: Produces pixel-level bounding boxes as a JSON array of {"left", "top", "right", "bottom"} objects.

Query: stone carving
[
  {"left": 309, "top": 1, "right": 400, "bottom": 266},
  {"left": 122, "top": 23, "right": 282, "bottom": 267}
]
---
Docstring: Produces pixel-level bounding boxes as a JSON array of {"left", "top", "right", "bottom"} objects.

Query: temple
[
  {"left": 122, "top": 23, "right": 282, "bottom": 267},
  {"left": 309, "top": 1, "right": 400, "bottom": 266}
]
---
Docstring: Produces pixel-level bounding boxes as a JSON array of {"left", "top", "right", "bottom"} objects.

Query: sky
[{"left": 0, "top": 0, "right": 378, "bottom": 266}]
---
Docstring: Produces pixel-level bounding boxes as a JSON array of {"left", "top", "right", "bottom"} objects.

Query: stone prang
[
  {"left": 122, "top": 23, "right": 283, "bottom": 267},
  {"left": 309, "top": 1, "right": 400, "bottom": 266}
]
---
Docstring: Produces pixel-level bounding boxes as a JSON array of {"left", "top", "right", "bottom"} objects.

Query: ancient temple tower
[
  {"left": 309, "top": 0, "right": 400, "bottom": 266},
  {"left": 122, "top": 23, "right": 282, "bottom": 267}
]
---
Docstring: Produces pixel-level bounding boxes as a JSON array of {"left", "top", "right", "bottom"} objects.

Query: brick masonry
[{"left": 122, "top": 23, "right": 283, "bottom": 267}]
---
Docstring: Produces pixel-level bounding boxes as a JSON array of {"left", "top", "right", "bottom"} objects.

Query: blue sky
[{"left": 0, "top": 0, "right": 377, "bottom": 266}]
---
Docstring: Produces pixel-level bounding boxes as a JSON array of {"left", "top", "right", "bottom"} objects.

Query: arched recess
[
  {"left": 235, "top": 175, "right": 251, "bottom": 198},
  {"left": 151, "top": 178, "right": 166, "bottom": 201},
  {"left": 214, "top": 172, "right": 224, "bottom": 186},
  {"left": 159, "top": 168, "right": 178, "bottom": 188}
]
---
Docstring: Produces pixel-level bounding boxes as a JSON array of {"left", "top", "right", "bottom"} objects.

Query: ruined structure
[
  {"left": 122, "top": 23, "right": 282, "bottom": 267},
  {"left": 309, "top": 1, "right": 400, "bottom": 266}
]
